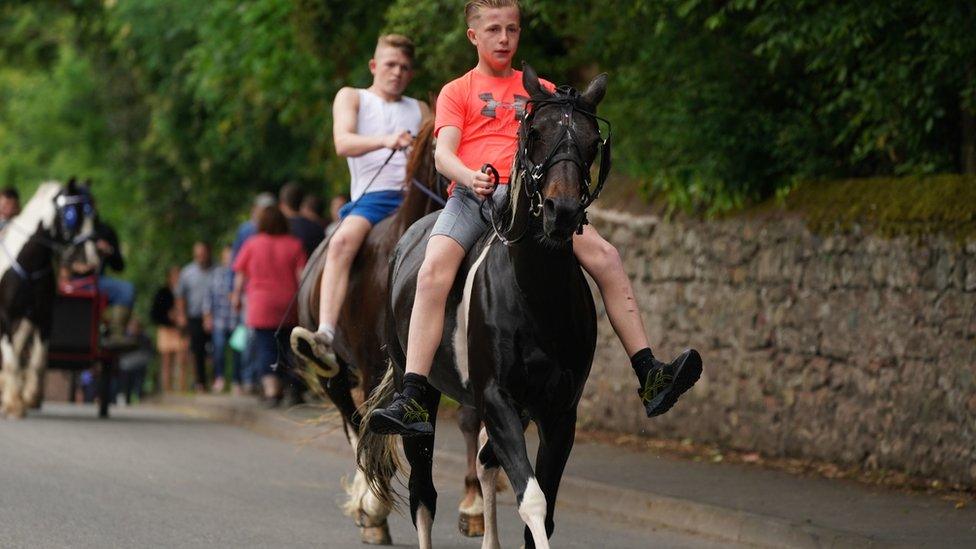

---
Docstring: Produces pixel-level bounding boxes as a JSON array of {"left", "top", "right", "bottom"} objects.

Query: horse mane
[
  {"left": 0, "top": 181, "right": 62, "bottom": 275},
  {"left": 404, "top": 117, "right": 436, "bottom": 182}
]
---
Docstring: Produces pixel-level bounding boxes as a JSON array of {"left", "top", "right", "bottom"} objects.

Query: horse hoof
[
  {"left": 459, "top": 512, "right": 485, "bottom": 537},
  {"left": 360, "top": 524, "right": 392, "bottom": 545},
  {"left": 1, "top": 402, "right": 26, "bottom": 419}
]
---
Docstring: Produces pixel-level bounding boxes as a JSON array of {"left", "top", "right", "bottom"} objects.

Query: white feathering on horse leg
[
  {"left": 22, "top": 330, "right": 45, "bottom": 407},
  {"left": 1, "top": 335, "right": 24, "bottom": 417},
  {"left": 478, "top": 427, "right": 501, "bottom": 549},
  {"left": 416, "top": 504, "right": 434, "bottom": 549},
  {"left": 518, "top": 477, "right": 549, "bottom": 549}
]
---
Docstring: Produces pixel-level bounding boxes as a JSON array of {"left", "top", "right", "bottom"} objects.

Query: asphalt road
[{"left": 0, "top": 403, "right": 726, "bottom": 548}]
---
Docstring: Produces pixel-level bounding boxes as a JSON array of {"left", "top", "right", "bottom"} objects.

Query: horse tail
[{"left": 356, "top": 364, "right": 402, "bottom": 511}]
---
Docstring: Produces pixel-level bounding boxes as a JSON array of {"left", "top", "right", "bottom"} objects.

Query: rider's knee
[
  {"left": 416, "top": 257, "right": 455, "bottom": 296},
  {"left": 328, "top": 232, "right": 360, "bottom": 262},
  {"left": 584, "top": 238, "right": 623, "bottom": 275}
]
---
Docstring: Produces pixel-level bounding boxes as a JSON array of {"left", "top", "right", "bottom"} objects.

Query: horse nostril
[{"left": 543, "top": 198, "right": 556, "bottom": 219}]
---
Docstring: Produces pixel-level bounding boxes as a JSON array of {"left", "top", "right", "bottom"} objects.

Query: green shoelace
[
  {"left": 402, "top": 398, "right": 430, "bottom": 424},
  {"left": 639, "top": 368, "right": 673, "bottom": 404}
]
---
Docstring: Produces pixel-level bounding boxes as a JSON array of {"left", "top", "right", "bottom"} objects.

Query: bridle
[{"left": 483, "top": 86, "right": 612, "bottom": 246}]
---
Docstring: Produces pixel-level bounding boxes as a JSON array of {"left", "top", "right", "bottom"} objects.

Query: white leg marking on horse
[
  {"left": 519, "top": 477, "right": 549, "bottom": 549},
  {"left": 23, "top": 329, "right": 45, "bottom": 407},
  {"left": 453, "top": 237, "right": 496, "bottom": 385},
  {"left": 416, "top": 504, "right": 434, "bottom": 549},
  {"left": 477, "top": 427, "right": 501, "bottom": 549},
  {"left": 1, "top": 334, "right": 23, "bottom": 416}
]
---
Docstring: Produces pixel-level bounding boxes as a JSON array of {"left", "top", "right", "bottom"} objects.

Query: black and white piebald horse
[
  {"left": 0, "top": 180, "right": 99, "bottom": 418},
  {"left": 360, "top": 65, "right": 615, "bottom": 548}
]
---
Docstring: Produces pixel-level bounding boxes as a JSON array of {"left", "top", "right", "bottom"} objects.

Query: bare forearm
[
  {"left": 334, "top": 133, "right": 388, "bottom": 158},
  {"left": 434, "top": 149, "right": 476, "bottom": 189}
]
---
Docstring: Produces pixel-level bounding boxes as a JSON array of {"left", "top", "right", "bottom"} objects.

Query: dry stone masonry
[{"left": 580, "top": 207, "right": 976, "bottom": 486}]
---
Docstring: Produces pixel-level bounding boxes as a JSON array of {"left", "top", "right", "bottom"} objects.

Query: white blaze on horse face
[
  {"left": 0, "top": 182, "right": 62, "bottom": 275},
  {"left": 453, "top": 237, "right": 496, "bottom": 385},
  {"left": 518, "top": 477, "right": 549, "bottom": 549}
]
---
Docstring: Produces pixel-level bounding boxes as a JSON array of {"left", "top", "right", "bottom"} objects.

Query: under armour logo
[{"left": 479, "top": 92, "right": 529, "bottom": 119}]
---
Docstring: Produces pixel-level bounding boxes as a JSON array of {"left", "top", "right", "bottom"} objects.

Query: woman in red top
[{"left": 232, "top": 205, "right": 307, "bottom": 405}]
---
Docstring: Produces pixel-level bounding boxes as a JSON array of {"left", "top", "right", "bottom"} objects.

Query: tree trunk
[{"left": 963, "top": 105, "right": 976, "bottom": 175}]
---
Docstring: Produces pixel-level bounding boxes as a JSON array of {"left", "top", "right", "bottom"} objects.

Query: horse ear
[
  {"left": 522, "top": 62, "right": 547, "bottom": 98},
  {"left": 581, "top": 73, "right": 608, "bottom": 109},
  {"left": 67, "top": 177, "right": 77, "bottom": 192}
]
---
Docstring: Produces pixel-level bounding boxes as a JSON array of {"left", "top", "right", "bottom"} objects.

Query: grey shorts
[{"left": 430, "top": 184, "right": 509, "bottom": 252}]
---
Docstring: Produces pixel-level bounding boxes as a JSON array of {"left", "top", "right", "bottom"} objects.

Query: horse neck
[
  {"left": 507, "top": 214, "right": 579, "bottom": 302},
  {"left": 18, "top": 232, "right": 55, "bottom": 271}
]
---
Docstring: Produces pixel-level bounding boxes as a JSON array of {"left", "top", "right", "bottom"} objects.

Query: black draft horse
[
  {"left": 360, "top": 65, "right": 612, "bottom": 549},
  {"left": 292, "top": 119, "right": 487, "bottom": 544},
  {"left": 0, "top": 179, "right": 100, "bottom": 418}
]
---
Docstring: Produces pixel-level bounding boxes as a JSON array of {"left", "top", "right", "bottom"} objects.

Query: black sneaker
[
  {"left": 368, "top": 392, "right": 433, "bottom": 437},
  {"left": 636, "top": 349, "right": 702, "bottom": 417}
]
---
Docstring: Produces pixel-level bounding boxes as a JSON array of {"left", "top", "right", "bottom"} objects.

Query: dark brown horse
[
  {"left": 359, "top": 67, "right": 645, "bottom": 549},
  {"left": 292, "top": 119, "right": 486, "bottom": 544}
]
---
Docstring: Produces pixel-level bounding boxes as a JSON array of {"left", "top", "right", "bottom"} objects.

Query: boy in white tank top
[{"left": 291, "top": 34, "right": 430, "bottom": 370}]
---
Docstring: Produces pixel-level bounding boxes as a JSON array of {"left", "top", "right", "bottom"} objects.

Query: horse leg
[
  {"left": 457, "top": 404, "right": 485, "bottom": 537},
  {"left": 524, "top": 413, "right": 577, "bottom": 548},
  {"left": 403, "top": 387, "right": 441, "bottom": 549},
  {"left": 22, "top": 329, "right": 46, "bottom": 409},
  {"left": 477, "top": 426, "right": 502, "bottom": 549},
  {"left": 482, "top": 384, "right": 549, "bottom": 549},
  {"left": 328, "top": 360, "right": 391, "bottom": 545},
  {"left": 1, "top": 321, "right": 33, "bottom": 418}
]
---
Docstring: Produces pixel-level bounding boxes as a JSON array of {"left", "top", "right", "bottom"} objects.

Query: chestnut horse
[{"left": 291, "top": 119, "right": 486, "bottom": 543}]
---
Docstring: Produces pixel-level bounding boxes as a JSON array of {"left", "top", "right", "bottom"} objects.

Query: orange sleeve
[
  {"left": 541, "top": 78, "right": 557, "bottom": 94},
  {"left": 434, "top": 78, "right": 466, "bottom": 137}
]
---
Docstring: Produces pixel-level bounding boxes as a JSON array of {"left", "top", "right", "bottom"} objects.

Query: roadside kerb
[{"left": 154, "top": 394, "right": 878, "bottom": 548}]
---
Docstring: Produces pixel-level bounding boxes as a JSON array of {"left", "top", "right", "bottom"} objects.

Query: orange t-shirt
[{"left": 434, "top": 69, "right": 555, "bottom": 193}]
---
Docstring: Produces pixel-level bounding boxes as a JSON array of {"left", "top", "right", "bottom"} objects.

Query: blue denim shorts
[{"left": 339, "top": 190, "right": 404, "bottom": 225}]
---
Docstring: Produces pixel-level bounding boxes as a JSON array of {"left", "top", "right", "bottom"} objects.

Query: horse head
[
  {"left": 52, "top": 178, "right": 99, "bottom": 271},
  {"left": 517, "top": 63, "right": 610, "bottom": 247}
]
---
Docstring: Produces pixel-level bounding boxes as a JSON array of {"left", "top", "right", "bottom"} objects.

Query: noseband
[{"left": 483, "top": 87, "right": 612, "bottom": 246}]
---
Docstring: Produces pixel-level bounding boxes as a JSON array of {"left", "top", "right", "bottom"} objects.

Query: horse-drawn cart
[{"left": 47, "top": 275, "right": 116, "bottom": 418}]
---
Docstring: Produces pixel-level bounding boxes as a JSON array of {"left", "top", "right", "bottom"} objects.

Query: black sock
[
  {"left": 630, "top": 348, "right": 655, "bottom": 375},
  {"left": 402, "top": 373, "right": 429, "bottom": 401}
]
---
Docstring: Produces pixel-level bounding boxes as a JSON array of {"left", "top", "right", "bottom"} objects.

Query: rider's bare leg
[
  {"left": 292, "top": 216, "right": 372, "bottom": 375},
  {"left": 574, "top": 224, "right": 702, "bottom": 417},
  {"left": 573, "top": 225, "right": 648, "bottom": 355},
  {"left": 405, "top": 235, "right": 466, "bottom": 378},
  {"left": 368, "top": 235, "right": 465, "bottom": 436},
  {"left": 316, "top": 216, "right": 373, "bottom": 335}
]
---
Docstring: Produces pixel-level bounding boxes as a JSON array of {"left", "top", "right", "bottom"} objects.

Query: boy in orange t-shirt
[{"left": 369, "top": 0, "right": 702, "bottom": 436}]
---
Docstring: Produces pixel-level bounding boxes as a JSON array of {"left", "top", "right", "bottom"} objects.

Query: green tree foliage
[{"left": 0, "top": 0, "right": 973, "bottom": 303}]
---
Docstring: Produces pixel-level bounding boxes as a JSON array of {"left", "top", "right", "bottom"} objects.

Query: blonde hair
[
  {"left": 375, "top": 34, "right": 415, "bottom": 62},
  {"left": 464, "top": 0, "right": 521, "bottom": 26}
]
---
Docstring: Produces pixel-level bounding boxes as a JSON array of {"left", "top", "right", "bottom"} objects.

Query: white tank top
[{"left": 347, "top": 89, "right": 423, "bottom": 200}]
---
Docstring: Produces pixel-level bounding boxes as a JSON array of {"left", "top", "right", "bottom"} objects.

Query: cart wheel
[{"left": 98, "top": 361, "right": 112, "bottom": 419}]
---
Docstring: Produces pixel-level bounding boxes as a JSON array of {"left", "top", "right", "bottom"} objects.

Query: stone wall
[{"left": 579, "top": 208, "right": 976, "bottom": 486}]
